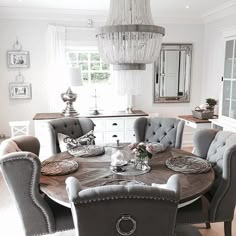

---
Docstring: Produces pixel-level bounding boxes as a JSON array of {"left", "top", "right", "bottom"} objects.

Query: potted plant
[{"left": 206, "top": 98, "right": 217, "bottom": 111}]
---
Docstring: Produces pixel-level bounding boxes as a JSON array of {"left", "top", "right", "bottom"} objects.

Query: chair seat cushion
[{"left": 176, "top": 196, "right": 210, "bottom": 224}]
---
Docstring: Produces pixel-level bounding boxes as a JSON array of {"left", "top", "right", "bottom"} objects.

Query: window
[{"left": 66, "top": 51, "right": 111, "bottom": 85}]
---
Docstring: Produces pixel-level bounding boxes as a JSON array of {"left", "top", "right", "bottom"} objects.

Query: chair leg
[
  {"left": 206, "top": 222, "right": 211, "bottom": 229},
  {"left": 224, "top": 221, "right": 232, "bottom": 236}
]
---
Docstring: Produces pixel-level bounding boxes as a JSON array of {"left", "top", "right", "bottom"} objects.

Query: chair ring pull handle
[{"left": 116, "top": 215, "right": 136, "bottom": 236}]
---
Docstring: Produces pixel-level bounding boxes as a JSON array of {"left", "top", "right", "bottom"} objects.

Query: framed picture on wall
[
  {"left": 7, "top": 51, "right": 30, "bottom": 68},
  {"left": 9, "top": 83, "right": 32, "bottom": 99}
]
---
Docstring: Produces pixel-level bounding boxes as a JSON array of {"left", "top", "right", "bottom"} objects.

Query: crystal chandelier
[{"left": 96, "top": 0, "right": 165, "bottom": 70}]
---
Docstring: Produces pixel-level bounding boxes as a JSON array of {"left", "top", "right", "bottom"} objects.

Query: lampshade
[
  {"left": 67, "top": 67, "right": 83, "bottom": 87},
  {"left": 96, "top": 0, "right": 165, "bottom": 71}
]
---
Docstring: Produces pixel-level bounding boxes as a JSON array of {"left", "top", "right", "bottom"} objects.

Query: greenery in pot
[{"left": 206, "top": 98, "right": 217, "bottom": 111}]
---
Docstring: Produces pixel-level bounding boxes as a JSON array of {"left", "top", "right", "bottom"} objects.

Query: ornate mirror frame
[{"left": 153, "top": 43, "right": 192, "bottom": 103}]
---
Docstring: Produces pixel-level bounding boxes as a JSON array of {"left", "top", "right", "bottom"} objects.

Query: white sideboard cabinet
[{"left": 33, "top": 111, "right": 148, "bottom": 160}]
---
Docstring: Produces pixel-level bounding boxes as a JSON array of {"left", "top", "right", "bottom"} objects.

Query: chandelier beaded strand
[{"left": 96, "top": 0, "right": 165, "bottom": 70}]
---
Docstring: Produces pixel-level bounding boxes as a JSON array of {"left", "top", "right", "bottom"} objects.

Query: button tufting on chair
[
  {"left": 47, "top": 117, "right": 95, "bottom": 154},
  {"left": 0, "top": 136, "right": 74, "bottom": 235},
  {"left": 133, "top": 117, "right": 185, "bottom": 149},
  {"left": 177, "top": 129, "right": 236, "bottom": 236}
]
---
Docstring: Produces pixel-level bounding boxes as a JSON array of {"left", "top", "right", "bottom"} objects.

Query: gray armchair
[
  {"left": 47, "top": 117, "right": 95, "bottom": 154},
  {"left": 134, "top": 117, "right": 185, "bottom": 148},
  {"left": 177, "top": 129, "right": 236, "bottom": 236},
  {"left": 0, "top": 135, "right": 74, "bottom": 236},
  {"left": 66, "top": 175, "right": 180, "bottom": 236}
]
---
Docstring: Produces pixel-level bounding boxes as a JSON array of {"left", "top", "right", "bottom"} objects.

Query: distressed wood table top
[{"left": 40, "top": 146, "right": 214, "bottom": 205}]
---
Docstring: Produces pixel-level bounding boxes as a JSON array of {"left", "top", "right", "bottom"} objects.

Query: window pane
[
  {"left": 80, "top": 62, "right": 88, "bottom": 71},
  {"left": 68, "top": 52, "right": 77, "bottom": 61},
  {"left": 91, "top": 72, "right": 110, "bottom": 84},
  {"left": 222, "top": 80, "right": 231, "bottom": 117},
  {"left": 78, "top": 53, "right": 88, "bottom": 61},
  {"left": 91, "top": 53, "right": 100, "bottom": 61},
  {"left": 91, "top": 62, "right": 100, "bottom": 70},
  {"left": 82, "top": 72, "right": 89, "bottom": 82},
  {"left": 102, "top": 63, "right": 110, "bottom": 70},
  {"left": 233, "top": 40, "right": 236, "bottom": 79},
  {"left": 224, "top": 40, "right": 234, "bottom": 78}
]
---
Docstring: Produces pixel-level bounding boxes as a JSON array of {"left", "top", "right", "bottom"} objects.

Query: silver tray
[
  {"left": 101, "top": 179, "right": 147, "bottom": 186},
  {"left": 110, "top": 162, "right": 151, "bottom": 176},
  {"left": 166, "top": 156, "right": 211, "bottom": 174}
]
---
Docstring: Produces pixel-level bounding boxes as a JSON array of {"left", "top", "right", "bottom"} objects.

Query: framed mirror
[{"left": 153, "top": 43, "right": 192, "bottom": 103}]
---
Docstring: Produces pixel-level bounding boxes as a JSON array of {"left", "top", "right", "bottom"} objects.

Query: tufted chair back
[
  {"left": 66, "top": 175, "right": 180, "bottom": 236},
  {"left": 47, "top": 117, "right": 95, "bottom": 154},
  {"left": 192, "top": 129, "right": 236, "bottom": 223},
  {"left": 0, "top": 135, "right": 74, "bottom": 235},
  {"left": 134, "top": 117, "right": 185, "bottom": 149},
  {"left": 0, "top": 135, "right": 40, "bottom": 156},
  {"left": 0, "top": 136, "right": 56, "bottom": 235}
]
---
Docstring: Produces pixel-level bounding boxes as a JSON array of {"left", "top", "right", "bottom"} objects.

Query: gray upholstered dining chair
[
  {"left": 47, "top": 117, "right": 95, "bottom": 155},
  {"left": 177, "top": 129, "right": 236, "bottom": 236},
  {"left": 66, "top": 175, "right": 180, "bottom": 236},
  {"left": 0, "top": 135, "right": 74, "bottom": 236},
  {"left": 134, "top": 117, "right": 185, "bottom": 149}
]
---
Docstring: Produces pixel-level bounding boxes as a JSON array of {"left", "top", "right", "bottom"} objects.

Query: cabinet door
[
  {"left": 92, "top": 119, "right": 105, "bottom": 131},
  {"left": 125, "top": 130, "right": 136, "bottom": 142},
  {"left": 224, "top": 40, "right": 234, "bottom": 79},
  {"left": 125, "top": 118, "right": 136, "bottom": 130},
  {"left": 222, "top": 80, "right": 231, "bottom": 117},
  {"left": 222, "top": 39, "right": 236, "bottom": 119}
]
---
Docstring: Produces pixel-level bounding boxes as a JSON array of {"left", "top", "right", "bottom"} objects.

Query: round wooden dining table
[{"left": 40, "top": 146, "right": 214, "bottom": 208}]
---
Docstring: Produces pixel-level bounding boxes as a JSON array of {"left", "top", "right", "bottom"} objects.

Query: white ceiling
[{"left": 0, "top": 0, "right": 233, "bottom": 18}]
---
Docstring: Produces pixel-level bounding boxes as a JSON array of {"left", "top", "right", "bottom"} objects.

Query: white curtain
[{"left": 46, "top": 25, "right": 67, "bottom": 112}]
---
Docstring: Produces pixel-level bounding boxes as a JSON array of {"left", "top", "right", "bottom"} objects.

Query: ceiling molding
[
  {"left": 0, "top": 7, "right": 107, "bottom": 26},
  {"left": 0, "top": 6, "right": 203, "bottom": 25},
  {"left": 202, "top": 0, "right": 236, "bottom": 23},
  {"left": 0, "top": 3, "right": 235, "bottom": 25}
]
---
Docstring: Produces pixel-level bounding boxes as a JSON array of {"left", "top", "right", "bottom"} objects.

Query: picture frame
[
  {"left": 9, "top": 83, "right": 32, "bottom": 99},
  {"left": 7, "top": 51, "right": 30, "bottom": 68}
]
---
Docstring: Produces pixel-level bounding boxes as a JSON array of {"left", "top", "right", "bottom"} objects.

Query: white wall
[
  {"left": 134, "top": 23, "right": 204, "bottom": 117},
  {"left": 0, "top": 14, "right": 204, "bottom": 137},
  {"left": 0, "top": 20, "right": 50, "bottom": 136}
]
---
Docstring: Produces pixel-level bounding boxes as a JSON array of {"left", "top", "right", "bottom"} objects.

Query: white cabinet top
[{"left": 33, "top": 110, "right": 148, "bottom": 120}]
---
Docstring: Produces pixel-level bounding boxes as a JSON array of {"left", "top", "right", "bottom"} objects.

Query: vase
[{"left": 134, "top": 156, "right": 150, "bottom": 171}]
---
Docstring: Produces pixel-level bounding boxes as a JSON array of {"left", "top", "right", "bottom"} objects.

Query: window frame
[{"left": 66, "top": 50, "right": 112, "bottom": 86}]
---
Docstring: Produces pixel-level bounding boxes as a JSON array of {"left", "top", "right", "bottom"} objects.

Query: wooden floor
[{"left": 0, "top": 146, "right": 235, "bottom": 235}]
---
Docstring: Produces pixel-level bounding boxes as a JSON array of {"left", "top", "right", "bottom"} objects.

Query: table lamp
[{"left": 61, "top": 67, "right": 83, "bottom": 117}]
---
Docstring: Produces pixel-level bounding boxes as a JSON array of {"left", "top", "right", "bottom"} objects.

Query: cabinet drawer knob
[
  {"left": 112, "top": 135, "right": 118, "bottom": 138},
  {"left": 112, "top": 123, "right": 118, "bottom": 126},
  {"left": 133, "top": 134, "right": 135, "bottom": 136}
]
